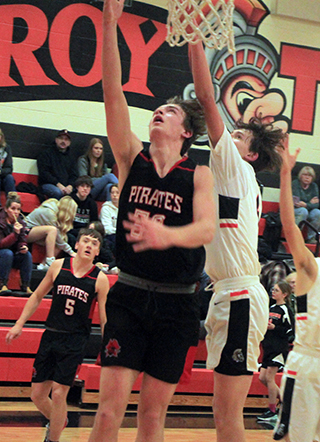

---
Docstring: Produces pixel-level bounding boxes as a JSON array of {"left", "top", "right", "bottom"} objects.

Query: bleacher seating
[
  {"left": 2, "top": 173, "right": 106, "bottom": 291},
  {"left": 259, "top": 200, "right": 319, "bottom": 256},
  {"left": 0, "top": 180, "right": 302, "bottom": 412},
  {"left": 0, "top": 287, "right": 281, "bottom": 411},
  {"left": 8, "top": 174, "right": 317, "bottom": 258},
  {"left": 0, "top": 173, "right": 41, "bottom": 213}
]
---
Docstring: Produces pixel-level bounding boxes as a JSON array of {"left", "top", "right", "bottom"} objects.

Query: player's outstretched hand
[
  {"left": 280, "top": 134, "right": 300, "bottom": 173},
  {"left": 6, "top": 323, "right": 23, "bottom": 344},
  {"left": 103, "top": 0, "right": 125, "bottom": 22},
  {"left": 123, "top": 212, "right": 172, "bottom": 252}
]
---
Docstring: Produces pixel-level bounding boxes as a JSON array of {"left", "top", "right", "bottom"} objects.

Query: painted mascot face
[{"left": 221, "top": 73, "right": 288, "bottom": 132}]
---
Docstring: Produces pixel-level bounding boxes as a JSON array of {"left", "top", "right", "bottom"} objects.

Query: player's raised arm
[
  {"left": 102, "top": 0, "right": 143, "bottom": 187},
  {"left": 188, "top": 41, "right": 225, "bottom": 148},
  {"left": 279, "top": 135, "right": 317, "bottom": 293},
  {"left": 5, "top": 260, "right": 62, "bottom": 344}
]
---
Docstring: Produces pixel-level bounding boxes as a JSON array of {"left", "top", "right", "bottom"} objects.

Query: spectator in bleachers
[
  {"left": 67, "top": 176, "right": 99, "bottom": 249},
  {"left": 99, "top": 183, "right": 119, "bottom": 253},
  {"left": 77, "top": 137, "right": 118, "bottom": 201},
  {"left": 285, "top": 271, "right": 296, "bottom": 293},
  {"left": 25, "top": 224, "right": 57, "bottom": 271},
  {"left": 88, "top": 220, "right": 116, "bottom": 270},
  {"left": 0, "top": 192, "right": 32, "bottom": 294},
  {"left": 257, "top": 280, "right": 295, "bottom": 424},
  {"left": 37, "top": 129, "right": 78, "bottom": 200},
  {"left": 292, "top": 165, "right": 320, "bottom": 243},
  {"left": 25, "top": 196, "right": 77, "bottom": 269},
  {"left": 286, "top": 271, "right": 297, "bottom": 311},
  {"left": 0, "top": 128, "right": 16, "bottom": 197}
]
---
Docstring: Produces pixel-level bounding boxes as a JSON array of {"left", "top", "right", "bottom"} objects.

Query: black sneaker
[
  {"left": 273, "top": 422, "right": 288, "bottom": 440},
  {"left": 257, "top": 409, "right": 278, "bottom": 421}
]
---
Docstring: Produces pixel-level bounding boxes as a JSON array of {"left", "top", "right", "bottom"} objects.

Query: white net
[{"left": 166, "top": 0, "right": 235, "bottom": 53}]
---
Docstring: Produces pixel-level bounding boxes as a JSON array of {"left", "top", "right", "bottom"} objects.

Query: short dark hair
[
  {"left": 110, "top": 183, "right": 118, "bottom": 192},
  {"left": 88, "top": 220, "right": 105, "bottom": 238},
  {"left": 76, "top": 228, "right": 102, "bottom": 247},
  {"left": 75, "top": 175, "right": 93, "bottom": 188},
  {"left": 166, "top": 96, "right": 206, "bottom": 156},
  {"left": 235, "top": 117, "right": 285, "bottom": 173}
]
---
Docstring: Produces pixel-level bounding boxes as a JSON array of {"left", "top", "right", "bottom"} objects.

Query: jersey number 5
[{"left": 65, "top": 298, "right": 75, "bottom": 316}]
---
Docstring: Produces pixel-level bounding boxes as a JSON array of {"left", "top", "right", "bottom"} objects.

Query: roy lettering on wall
[
  {"left": 0, "top": 3, "right": 166, "bottom": 95},
  {"left": 0, "top": 2, "right": 320, "bottom": 134}
]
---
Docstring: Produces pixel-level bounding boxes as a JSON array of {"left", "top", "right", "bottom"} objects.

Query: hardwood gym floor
[{"left": 0, "top": 400, "right": 275, "bottom": 441}]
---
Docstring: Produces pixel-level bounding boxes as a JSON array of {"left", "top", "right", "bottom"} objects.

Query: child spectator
[
  {"left": 77, "top": 138, "right": 118, "bottom": 201},
  {"left": 88, "top": 220, "right": 116, "bottom": 270},
  {"left": 286, "top": 271, "right": 297, "bottom": 311},
  {"left": 68, "top": 176, "right": 98, "bottom": 249},
  {"left": 99, "top": 183, "right": 119, "bottom": 252},
  {"left": 25, "top": 196, "right": 77, "bottom": 269},
  {"left": 0, "top": 128, "right": 16, "bottom": 196},
  {"left": 0, "top": 192, "right": 32, "bottom": 294},
  {"left": 258, "top": 280, "right": 295, "bottom": 423}
]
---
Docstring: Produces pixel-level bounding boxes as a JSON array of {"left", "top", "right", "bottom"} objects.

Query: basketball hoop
[{"left": 166, "top": 0, "right": 235, "bottom": 53}]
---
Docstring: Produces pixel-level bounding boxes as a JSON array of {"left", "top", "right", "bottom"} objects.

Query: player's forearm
[
  {"left": 102, "top": 6, "right": 122, "bottom": 104},
  {"left": 166, "top": 219, "right": 215, "bottom": 249},
  {"left": 189, "top": 42, "right": 224, "bottom": 146},
  {"left": 15, "top": 293, "right": 43, "bottom": 328},
  {"left": 99, "top": 318, "right": 106, "bottom": 336},
  {"left": 189, "top": 42, "right": 214, "bottom": 104},
  {"left": 98, "top": 303, "right": 107, "bottom": 335},
  {"left": 280, "top": 168, "right": 296, "bottom": 231},
  {"left": 280, "top": 167, "right": 307, "bottom": 259}
]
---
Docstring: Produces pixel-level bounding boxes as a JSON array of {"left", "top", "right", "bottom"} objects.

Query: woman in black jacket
[{"left": 0, "top": 192, "right": 33, "bottom": 294}]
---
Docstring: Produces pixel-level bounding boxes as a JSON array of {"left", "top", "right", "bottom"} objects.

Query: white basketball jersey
[
  {"left": 205, "top": 126, "right": 262, "bottom": 281},
  {"left": 295, "top": 257, "right": 320, "bottom": 352}
]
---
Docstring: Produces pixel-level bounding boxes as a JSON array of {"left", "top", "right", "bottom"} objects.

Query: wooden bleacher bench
[
  {"left": 0, "top": 323, "right": 281, "bottom": 409},
  {"left": 0, "top": 173, "right": 41, "bottom": 213},
  {"left": 78, "top": 364, "right": 281, "bottom": 410}
]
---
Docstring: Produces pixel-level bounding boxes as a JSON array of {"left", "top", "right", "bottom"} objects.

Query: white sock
[{"left": 46, "top": 257, "right": 56, "bottom": 266}]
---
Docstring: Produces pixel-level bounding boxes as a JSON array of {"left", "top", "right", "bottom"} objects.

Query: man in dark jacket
[{"left": 37, "top": 129, "right": 78, "bottom": 199}]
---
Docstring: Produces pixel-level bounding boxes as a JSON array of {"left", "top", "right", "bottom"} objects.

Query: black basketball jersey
[
  {"left": 262, "top": 303, "right": 295, "bottom": 354},
  {"left": 46, "top": 257, "right": 100, "bottom": 335},
  {"left": 116, "top": 149, "right": 205, "bottom": 284}
]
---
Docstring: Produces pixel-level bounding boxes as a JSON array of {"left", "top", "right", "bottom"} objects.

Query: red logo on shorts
[
  {"left": 105, "top": 339, "right": 121, "bottom": 357},
  {"left": 32, "top": 367, "right": 37, "bottom": 378}
]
